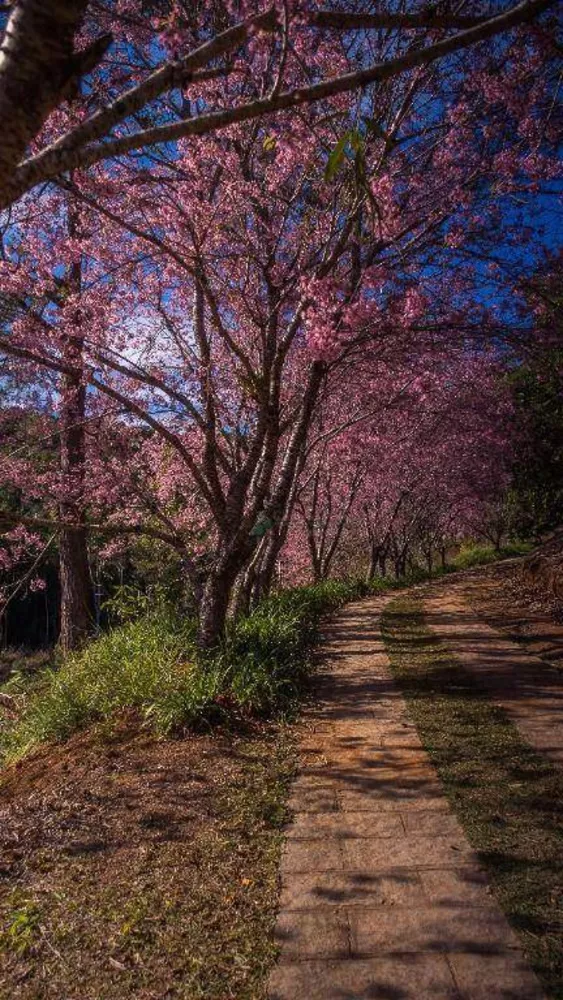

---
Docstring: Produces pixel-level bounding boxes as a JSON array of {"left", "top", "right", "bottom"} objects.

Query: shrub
[
  {"left": 221, "top": 578, "right": 372, "bottom": 715},
  {"left": 1, "top": 578, "right": 369, "bottom": 762},
  {"left": 452, "top": 540, "right": 532, "bottom": 570}
]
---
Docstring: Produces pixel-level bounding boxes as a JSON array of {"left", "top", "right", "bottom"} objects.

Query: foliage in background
[
  {"left": 449, "top": 540, "right": 532, "bottom": 569},
  {"left": 506, "top": 269, "right": 563, "bottom": 540},
  {"left": 510, "top": 351, "right": 563, "bottom": 539}
]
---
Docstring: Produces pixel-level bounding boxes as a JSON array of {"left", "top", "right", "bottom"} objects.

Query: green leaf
[
  {"left": 325, "top": 133, "right": 351, "bottom": 181},
  {"left": 250, "top": 515, "right": 274, "bottom": 538},
  {"left": 324, "top": 130, "right": 363, "bottom": 181}
]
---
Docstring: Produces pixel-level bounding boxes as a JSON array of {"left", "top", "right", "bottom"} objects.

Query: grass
[
  {"left": 1, "top": 577, "right": 375, "bottom": 763},
  {"left": 381, "top": 593, "right": 563, "bottom": 999},
  {"left": 450, "top": 540, "right": 533, "bottom": 570},
  {"left": 1, "top": 545, "right": 532, "bottom": 764},
  {"left": 0, "top": 718, "right": 298, "bottom": 999},
  {"left": 400, "top": 541, "right": 533, "bottom": 582}
]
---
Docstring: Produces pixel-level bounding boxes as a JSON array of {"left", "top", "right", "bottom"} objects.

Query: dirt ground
[
  {"left": 0, "top": 715, "right": 296, "bottom": 1000},
  {"left": 452, "top": 559, "right": 563, "bottom": 668}
]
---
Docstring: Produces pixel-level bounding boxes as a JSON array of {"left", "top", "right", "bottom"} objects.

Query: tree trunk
[
  {"left": 251, "top": 516, "right": 294, "bottom": 606},
  {"left": 59, "top": 524, "right": 94, "bottom": 651},
  {"left": 59, "top": 365, "right": 95, "bottom": 650},
  {"left": 395, "top": 551, "right": 408, "bottom": 578},
  {"left": 366, "top": 542, "right": 379, "bottom": 581},
  {"left": 197, "top": 567, "right": 234, "bottom": 651},
  {"left": 230, "top": 563, "right": 255, "bottom": 620},
  {"left": 197, "top": 364, "right": 324, "bottom": 649},
  {"left": 58, "top": 247, "right": 95, "bottom": 652},
  {"left": 253, "top": 533, "right": 279, "bottom": 603},
  {"left": 0, "top": 0, "right": 92, "bottom": 209}
]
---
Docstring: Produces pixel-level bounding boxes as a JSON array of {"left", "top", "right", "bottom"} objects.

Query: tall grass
[
  {"left": 1, "top": 578, "right": 371, "bottom": 762},
  {"left": 1, "top": 543, "right": 530, "bottom": 763},
  {"left": 450, "top": 539, "right": 532, "bottom": 569}
]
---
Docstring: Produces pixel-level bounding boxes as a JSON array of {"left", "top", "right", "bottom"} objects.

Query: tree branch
[{"left": 6, "top": 0, "right": 555, "bottom": 208}]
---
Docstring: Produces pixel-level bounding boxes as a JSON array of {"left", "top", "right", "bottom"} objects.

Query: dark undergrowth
[{"left": 381, "top": 593, "right": 563, "bottom": 999}]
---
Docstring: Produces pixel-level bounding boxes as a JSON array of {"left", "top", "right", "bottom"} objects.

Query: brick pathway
[
  {"left": 425, "top": 586, "right": 563, "bottom": 766},
  {"left": 268, "top": 598, "right": 544, "bottom": 1000}
]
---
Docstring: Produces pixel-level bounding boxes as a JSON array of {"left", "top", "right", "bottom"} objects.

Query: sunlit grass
[{"left": 1, "top": 578, "right": 374, "bottom": 762}]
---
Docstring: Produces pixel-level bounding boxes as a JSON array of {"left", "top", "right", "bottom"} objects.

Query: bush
[
  {"left": 1, "top": 578, "right": 370, "bottom": 762},
  {"left": 451, "top": 540, "right": 532, "bottom": 570},
  {"left": 221, "top": 578, "right": 373, "bottom": 714}
]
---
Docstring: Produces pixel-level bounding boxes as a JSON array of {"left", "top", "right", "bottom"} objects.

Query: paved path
[
  {"left": 268, "top": 598, "right": 544, "bottom": 1000},
  {"left": 425, "top": 586, "right": 563, "bottom": 766}
]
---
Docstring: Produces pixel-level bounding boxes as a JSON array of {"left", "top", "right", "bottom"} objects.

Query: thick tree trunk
[
  {"left": 59, "top": 522, "right": 94, "bottom": 651},
  {"left": 197, "top": 567, "right": 234, "bottom": 651},
  {"left": 0, "top": 0, "right": 92, "bottom": 208}
]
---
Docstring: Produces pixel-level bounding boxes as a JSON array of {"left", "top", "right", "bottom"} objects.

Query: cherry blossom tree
[
  {"left": 0, "top": 0, "right": 558, "bottom": 209},
  {"left": 0, "top": 0, "right": 560, "bottom": 650},
  {"left": 284, "top": 346, "right": 513, "bottom": 582}
]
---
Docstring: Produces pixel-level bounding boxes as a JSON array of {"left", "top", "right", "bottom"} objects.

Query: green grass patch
[
  {"left": 1, "top": 578, "right": 374, "bottom": 763},
  {"left": 451, "top": 540, "right": 533, "bottom": 570},
  {"left": 381, "top": 594, "right": 563, "bottom": 999}
]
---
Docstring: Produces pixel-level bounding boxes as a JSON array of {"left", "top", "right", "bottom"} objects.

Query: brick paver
[{"left": 268, "top": 598, "right": 545, "bottom": 1000}]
